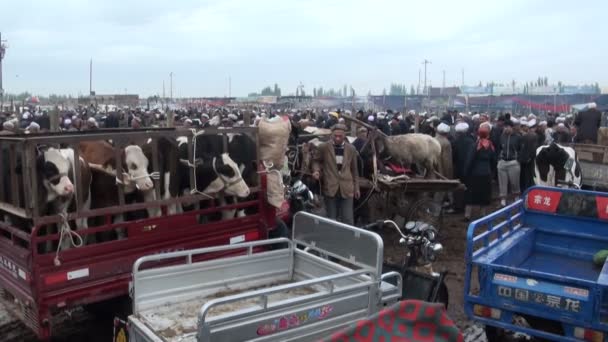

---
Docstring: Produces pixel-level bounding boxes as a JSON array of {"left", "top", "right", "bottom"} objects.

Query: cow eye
[
  {"left": 49, "top": 175, "right": 61, "bottom": 185},
  {"left": 130, "top": 163, "right": 137, "bottom": 170}
]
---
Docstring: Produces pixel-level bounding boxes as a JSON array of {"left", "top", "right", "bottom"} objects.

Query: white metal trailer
[{"left": 128, "top": 212, "right": 402, "bottom": 342}]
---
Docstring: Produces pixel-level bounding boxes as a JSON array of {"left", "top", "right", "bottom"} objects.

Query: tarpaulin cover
[{"left": 322, "top": 300, "right": 463, "bottom": 342}]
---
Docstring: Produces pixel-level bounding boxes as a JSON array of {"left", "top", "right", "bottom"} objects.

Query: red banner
[
  {"left": 596, "top": 196, "right": 608, "bottom": 221},
  {"left": 526, "top": 189, "right": 562, "bottom": 213}
]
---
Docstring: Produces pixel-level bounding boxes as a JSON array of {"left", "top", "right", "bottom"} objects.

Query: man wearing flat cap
[{"left": 312, "top": 124, "right": 360, "bottom": 225}]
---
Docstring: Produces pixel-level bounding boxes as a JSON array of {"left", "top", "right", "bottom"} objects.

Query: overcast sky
[{"left": 1, "top": 0, "right": 606, "bottom": 97}]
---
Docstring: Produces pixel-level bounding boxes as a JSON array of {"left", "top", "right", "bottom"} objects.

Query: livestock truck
[{"left": 0, "top": 127, "right": 284, "bottom": 340}]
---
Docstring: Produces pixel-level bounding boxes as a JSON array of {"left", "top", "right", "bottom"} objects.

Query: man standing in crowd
[
  {"left": 452, "top": 122, "right": 474, "bottom": 213},
  {"left": 497, "top": 120, "right": 521, "bottom": 207},
  {"left": 519, "top": 119, "right": 539, "bottom": 192},
  {"left": 312, "top": 124, "right": 360, "bottom": 225},
  {"left": 435, "top": 122, "right": 454, "bottom": 211},
  {"left": 574, "top": 104, "right": 602, "bottom": 143}
]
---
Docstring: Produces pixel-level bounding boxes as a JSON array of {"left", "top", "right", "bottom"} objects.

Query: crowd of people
[
  {"left": 0, "top": 103, "right": 604, "bottom": 224},
  {"left": 307, "top": 106, "right": 604, "bottom": 224}
]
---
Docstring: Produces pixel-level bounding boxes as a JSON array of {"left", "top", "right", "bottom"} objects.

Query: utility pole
[
  {"left": 228, "top": 76, "right": 231, "bottom": 98},
  {"left": 89, "top": 58, "right": 93, "bottom": 95},
  {"left": 0, "top": 32, "right": 7, "bottom": 106},
  {"left": 162, "top": 80, "right": 165, "bottom": 99},
  {"left": 442, "top": 70, "right": 446, "bottom": 95},
  {"left": 169, "top": 72, "right": 173, "bottom": 100},
  {"left": 422, "top": 59, "right": 431, "bottom": 97},
  {"left": 417, "top": 69, "right": 421, "bottom": 95},
  {"left": 461, "top": 68, "right": 465, "bottom": 87}
]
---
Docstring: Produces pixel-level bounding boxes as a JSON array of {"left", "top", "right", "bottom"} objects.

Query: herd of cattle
[
  {"left": 1, "top": 116, "right": 585, "bottom": 253},
  {"left": 16, "top": 129, "right": 258, "bottom": 252}
]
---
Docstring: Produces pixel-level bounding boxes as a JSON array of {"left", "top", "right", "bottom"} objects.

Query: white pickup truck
[{"left": 127, "top": 212, "right": 402, "bottom": 342}]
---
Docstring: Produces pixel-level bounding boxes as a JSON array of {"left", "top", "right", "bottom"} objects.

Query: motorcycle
[
  {"left": 269, "top": 179, "right": 317, "bottom": 246},
  {"left": 363, "top": 219, "right": 449, "bottom": 308}
]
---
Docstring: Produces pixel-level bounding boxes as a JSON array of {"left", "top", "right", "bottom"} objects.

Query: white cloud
[{"left": 0, "top": 0, "right": 606, "bottom": 96}]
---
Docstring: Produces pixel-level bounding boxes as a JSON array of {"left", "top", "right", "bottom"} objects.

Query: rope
[
  {"left": 54, "top": 211, "right": 84, "bottom": 266},
  {"left": 259, "top": 160, "right": 285, "bottom": 190},
  {"left": 115, "top": 171, "right": 161, "bottom": 187}
]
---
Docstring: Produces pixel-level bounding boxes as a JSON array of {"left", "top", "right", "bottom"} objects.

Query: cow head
[
  {"left": 37, "top": 148, "right": 74, "bottom": 200},
  {"left": 204, "top": 153, "right": 250, "bottom": 197},
  {"left": 535, "top": 143, "right": 572, "bottom": 186},
  {"left": 124, "top": 145, "right": 154, "bottom": 191}
]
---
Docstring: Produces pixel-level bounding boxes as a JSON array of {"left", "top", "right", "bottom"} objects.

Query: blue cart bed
[{"left": 465, "top": 187, "right": 608, "bottom": 341}]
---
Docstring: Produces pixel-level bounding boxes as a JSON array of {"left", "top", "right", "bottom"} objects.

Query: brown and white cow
[{"left": 79, "top": 141, "right": 160, "bottom": 218}]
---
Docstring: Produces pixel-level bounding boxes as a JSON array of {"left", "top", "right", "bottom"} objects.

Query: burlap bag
[
  {"left": 266, "top": 171, "right": 285, "bottom": 208},
  {"left": 258, "top": 117, "right": 291, "bottom": 169}
]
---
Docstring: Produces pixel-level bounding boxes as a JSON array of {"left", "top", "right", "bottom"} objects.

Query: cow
[
  {"left": 149, "top": 135, "right": 250, "bottom": 216},
  {"left": 34, "top": 147, "right": 92, "bottom": 252},
  {"left": 534, "top": 142, "right": 582, "bottom": 188},
  {"left": 79, "top": 141, "right": 160, "bottom": 218}
]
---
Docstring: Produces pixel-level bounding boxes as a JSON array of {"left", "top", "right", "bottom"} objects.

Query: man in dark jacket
[
  {"left": 518, "top": 119, "right": 539, "bottom": 192},
  {"left": 452, "top": 122, "right": 474, "bottom": 213},
  {"left": 574, "top": 106, "right": 602, "bottom": 143},
  {"left": 442, "top": 109, "right": 458, "bottom": 126}
]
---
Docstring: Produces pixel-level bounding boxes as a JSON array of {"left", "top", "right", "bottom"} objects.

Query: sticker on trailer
[
  {"left": 230, "top": 235, "right": 245, "bottom": 244},
  {"left": 495, "top": 286, "right": 582, "bottom": 313},
  {"left": 67, "top": 268, "right": 89, "bottom": 280},
  {"left": 494, "top": 273, "right": 517, "bottom": 283}
]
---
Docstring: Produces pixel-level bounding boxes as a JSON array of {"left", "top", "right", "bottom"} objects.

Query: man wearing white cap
[
  {"left": 434, "top": 122, "right": 454, "bottom": 210},
  {"left": 574, "top": 104, "right": 602, "bottom": 143},
  {"left": 519, "top": 119, "right": 539, "bottom": 192},
  {"left": 0, "top": 120, "right": 17, "bottom": 135},
  {"left": 25, "top": 121, "right": 40, "bottom": 134},
  {"left": 554, "top": 123, "right": 571, "bottom": 144},
  {"left": 452, "top": 122, "right": 473, "bottom": 213}
]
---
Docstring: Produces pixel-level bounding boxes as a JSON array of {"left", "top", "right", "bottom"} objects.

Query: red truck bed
[{"left": 0, "top": 128, "right": 279, "bottom": 340}]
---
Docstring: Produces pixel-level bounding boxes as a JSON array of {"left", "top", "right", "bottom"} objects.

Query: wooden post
[
  {"left": 50, "top": 106, "right": 60, "bottom": 132},
  {"left": 9, "top": 144, "right": 19, "bottom": 207},
  {"left": 167, "top": 110, "right": 175, "bottom": 128},
  {"left": 114, "top": 142, "right": 126, "bottom": 206},
  {"left": 23, "top": 142, "right": 36, "bottom": 217},
  {"left": 72, "top": 143, "right": 83, "bottom": 212}
]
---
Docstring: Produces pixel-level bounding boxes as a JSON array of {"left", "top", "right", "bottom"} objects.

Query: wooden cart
[{"left": 356, "top": 174, "right": 463, "bottom": 229}]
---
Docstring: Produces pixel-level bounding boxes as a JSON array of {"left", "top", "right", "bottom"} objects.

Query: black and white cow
[
  {"left": 153, "top": 134, "right": 250, "bottom": 215},
  {"left": 35, "top": 147, "right": 92, "bottom": 251},
  {"left": 534, "top": 142, "right": 582, "bottom": 188}
]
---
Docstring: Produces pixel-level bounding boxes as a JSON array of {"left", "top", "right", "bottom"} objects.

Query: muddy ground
[{"left": 0, "top": 205, "right": 495, "bottom": 341}]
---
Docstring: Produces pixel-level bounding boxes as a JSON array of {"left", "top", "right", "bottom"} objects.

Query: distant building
[
  {"left": 79, "top": 94, "right": 140, "bottom": 108},
  {"left": 429, "top": 87, "right": 461, "bottom": 96}
]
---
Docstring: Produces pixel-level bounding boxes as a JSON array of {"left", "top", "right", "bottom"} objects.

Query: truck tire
[
  {"left": 269, "top": 218, "right": 290, "bottom": 250},
  {"left": 484, "top": 315, "right": 563, "bottom": 342}
]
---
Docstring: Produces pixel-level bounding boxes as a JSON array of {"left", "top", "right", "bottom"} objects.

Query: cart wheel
[
  {"left": 366, "top": 191, "right": 388, "bottom": 222},
  {"left": 435, "top": 282, "right": 449, "bottom": 309},
  {"left": 407, "top": 198, "right": 443, "bottom": 229},
  {"left": 485, "top": 315, "right": 563, "bottom": 342},
  {"left": 484, "top": 326, "right": 506, "bottom": 342}
]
